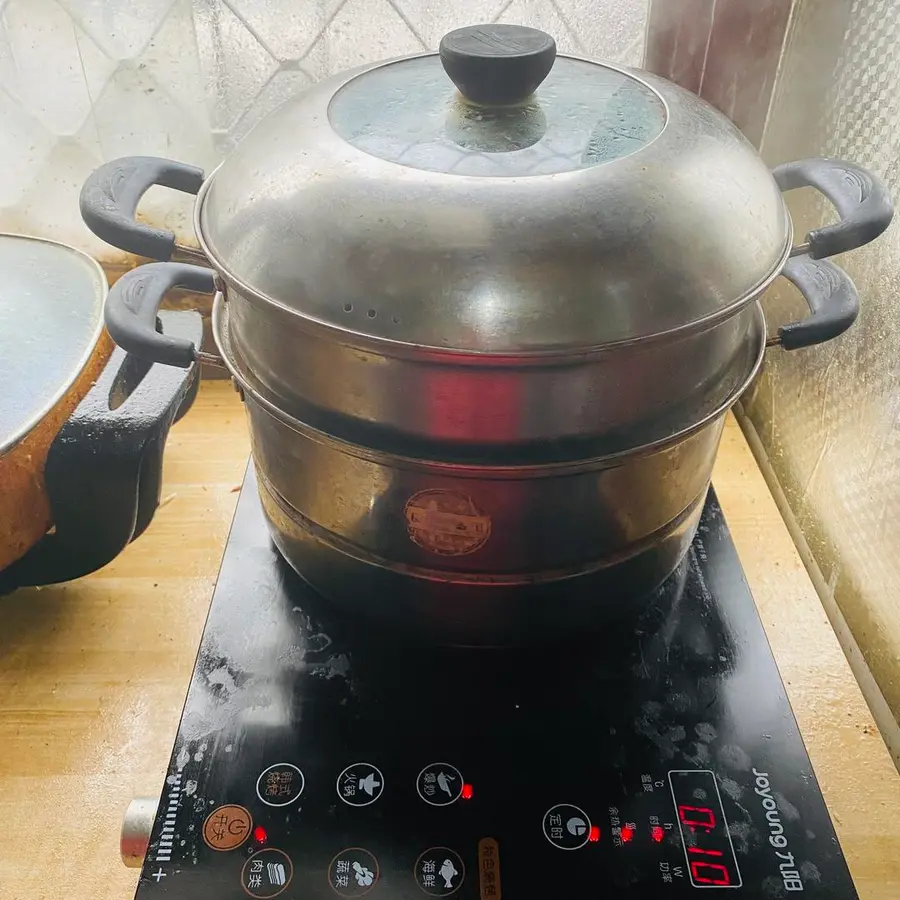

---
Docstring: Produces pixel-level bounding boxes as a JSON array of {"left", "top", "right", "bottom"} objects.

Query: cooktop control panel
[{"left": 134, "top": 471, "right": 858, "bottom": 898}]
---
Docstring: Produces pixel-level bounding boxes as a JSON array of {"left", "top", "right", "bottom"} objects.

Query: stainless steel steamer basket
[{"left": 219, "top": 297, "right": 768, "bottom": 645}]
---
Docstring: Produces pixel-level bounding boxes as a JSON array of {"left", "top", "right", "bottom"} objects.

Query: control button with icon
[
  {"left": 241, "top": 848, "right": 293, "bottom": 899},
  {"left": 256, "top": 762, "right": 305, "bottom": 807},
  {"left": 415, "top": 847, "right": 465, "bottom": 896},
  {"left": 328, "top": 847, "right": 380, "bottom": 896},
  {"left": 416, "top": 763, "right": 463, "bottom": 807},
  {"left": 202, "top": 804, "right": 252, "bottom": 851},
  {"left": 336, "top": 763, "right": 385, "bottom": 807},
  {"left": 542, "top": 803, "right": 593, "bottom": 850}
]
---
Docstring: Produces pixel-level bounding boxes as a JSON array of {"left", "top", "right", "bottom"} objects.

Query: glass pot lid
[
  {"left": 198, "top": 24, "right": 791, "bottom": 355},
  {"left": 328, "top": 52, "right": 667, "bottom": 177}
]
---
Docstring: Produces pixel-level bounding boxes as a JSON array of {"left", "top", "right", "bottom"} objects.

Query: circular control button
[
  {"left": 328, "top": 847, "right": 379, "bottom": 896},
  {"left": 241, "top": 848, "right": 293, "bottom": 898},
  {"left": 256, "top": 763, "right": 305, "bottom": 807},
  {"left": 415, "top": 847, "right": 465, "bottom": 896},
  {"left": 542, "top": 803, "right": 592, "bottom": 850},
  {"left": 416, "top": 763, "right": 463, "bottom": 807},
  {"left": 336, "top": 763, "right": 385, "bottom": 807},
  {"left": 202, "top": 804, "right": 252, "bottom": 851}
]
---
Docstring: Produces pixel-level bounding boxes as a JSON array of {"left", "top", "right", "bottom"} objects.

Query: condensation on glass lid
[{"left": 328, "top": 56, "right": 667, "bottom": 177}]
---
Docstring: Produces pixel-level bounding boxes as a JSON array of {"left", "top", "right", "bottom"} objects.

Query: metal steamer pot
[{"left": 80, "top": 24, "right": 893, "bottom": 645}]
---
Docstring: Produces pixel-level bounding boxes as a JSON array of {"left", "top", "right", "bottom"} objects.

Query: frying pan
[{"left": 0, "top": 233, "right": 201, "bottom": 590}]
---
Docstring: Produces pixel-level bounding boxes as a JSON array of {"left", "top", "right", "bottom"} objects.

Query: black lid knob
[{"left": 439, "top": 24, "right": 557, "bottom": 106}]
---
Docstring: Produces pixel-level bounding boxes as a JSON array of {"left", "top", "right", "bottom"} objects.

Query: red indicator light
[
  {"left": 620, "top": 825, "right": 634, "bottom": 843},
  {"left": 651, "top": 826, "right": 665, "bottom": 843},
  {"left": 253, "top": 825, "right": 268, "bottom": 844},
  {"left": 588, "top": 825, "right": 601, "bottom": 843},
  {"left": 461, "top": 783, "right": 473, "bottom": 800}
]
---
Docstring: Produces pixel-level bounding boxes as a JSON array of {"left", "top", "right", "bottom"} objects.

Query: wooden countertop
[{"left": 1, "top": 380, "right": 898, "bottom": 899}]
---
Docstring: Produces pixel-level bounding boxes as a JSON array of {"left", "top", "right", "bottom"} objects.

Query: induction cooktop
[{"left": 128, "top": 465, "right": 855, "bottom": 898}]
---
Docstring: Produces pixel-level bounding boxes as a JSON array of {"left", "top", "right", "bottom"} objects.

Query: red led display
[
  {"left": 669, "top": 770, "right": 742, "bottom": 888},
  {"left": 689, "top": 855, "right": 732, "bottom": 887},
  {"left": 620, "top": 825, "right": 634, "bottom": 843},
  {"left": 461, "top": 783, "right": 473, "bottom": 800},
  {"left": 678, "top": 805, "right": 717, "bottom": 831},
  {"left": 588, "top": 825, "right": 601, "bottom": 843},
  {"left": 252, "top": 825, "right": 268, "bottom": 844}
]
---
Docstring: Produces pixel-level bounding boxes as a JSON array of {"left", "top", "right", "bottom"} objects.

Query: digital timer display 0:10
[{"left": 668, "top": 770, "right": 743, "bottom": 889}]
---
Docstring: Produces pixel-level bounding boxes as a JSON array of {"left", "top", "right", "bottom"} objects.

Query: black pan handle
[
  {"left": 773, "top": 157, "right": 893, "bottom": 259},
  {"left": 106, "top": 262, "right": 217, "bottom": 367},
  {"left": 80, "top": 156, "right": 205, "bottom": 261},
  {"left": 770, "top": 255, "right": 859, "bottom": 350},
  {"left": 0, "top": 310, "right": 202, "bottom": 591}
]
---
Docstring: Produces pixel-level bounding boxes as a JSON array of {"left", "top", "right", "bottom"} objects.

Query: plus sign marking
[{"left": 150, "top": 868, "right": 167, "bottom": 882}]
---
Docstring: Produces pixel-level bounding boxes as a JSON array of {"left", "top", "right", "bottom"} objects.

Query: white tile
[
  {"left": 616, "top": 31, "right": 646, "bottom": 68},
  {"left": 59, "top": 0, "right": 176, "bottom": 60},
  {"left": 87, "top": 60, "right": 219, "bottom": 167},
  {"left": 140, "top": 0, "right": 211, "bottom": 134},
  {"left": 1, "top": 0, "right": 110, "bottom": 135},
  {"left": 556, "top": 0, "right": 647, "bottom": 62},
  {"left": 0, "top": 16, "right": 16, "bottom": 94},
  {"left": 387, "top": 0, "right": 509, "bottom": 50},
  {"left": 300, "top": 0, "right": 425, "bottom": 82},
  {"left": 74, "top": 23, "right": 120, "bottom": 106},
  {"left": 4, "top": 138, "right": 111, "bottom": 256},
  {"left": 193, "top": 0, "right": 279, "bottom": 131},
  {"left": 226, "top": 66, "right": 313, "bottom": 149},
  {"left": 0, "top": 92, "right": 54, "bottom": 206},
  {"left": 226, "top": 0, "right": 345, "bottom": 62}
]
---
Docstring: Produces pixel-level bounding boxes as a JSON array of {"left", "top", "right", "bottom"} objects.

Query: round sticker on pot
[{"left": 404, "top": 490, "right": 491, "bottom": 556}]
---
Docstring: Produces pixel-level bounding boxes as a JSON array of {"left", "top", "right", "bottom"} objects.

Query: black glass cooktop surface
[{"left": 134, "top": 466, "right": 855, "bottom": 899}]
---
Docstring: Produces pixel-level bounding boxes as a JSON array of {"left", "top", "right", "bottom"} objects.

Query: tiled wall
[
  {"left": 648, "top": 0, "right": 900, "bottom": 762},
  {"left": 645, "top": 0, "right": 793, "bottom": 147},
  {"left": 0, "top": 0, "right": 648, "bottom": 264},
  {"left": 744, "top": 0, "right": 900, "bottom": 759}
]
